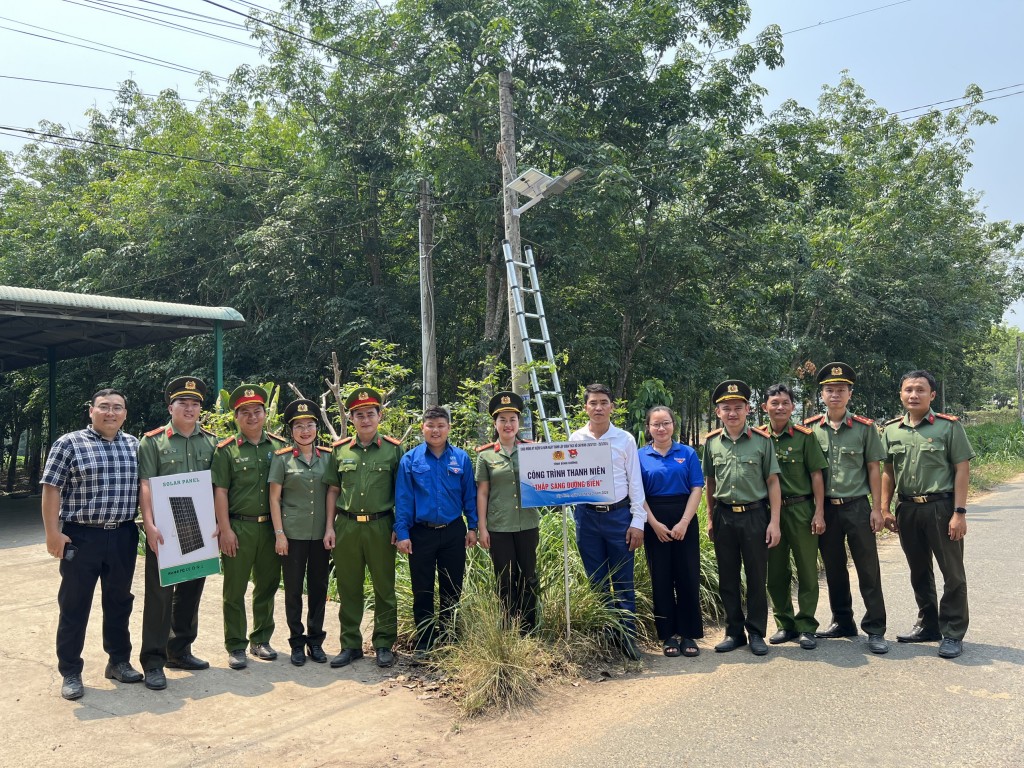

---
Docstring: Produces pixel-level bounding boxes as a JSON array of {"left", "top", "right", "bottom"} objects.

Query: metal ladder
[{"left": 502, "top": 239, "right": 571, "bottom": 441}]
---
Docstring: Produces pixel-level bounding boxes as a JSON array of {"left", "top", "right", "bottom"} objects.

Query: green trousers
[
  {"left": 222, "top": 518, "right": 280, "bottom": 651},
  {"left": 333, "top": 513, "right": 397, "bottom": 650},
  {"left": 767, "top": 500, "right": 820, "bottom": 634}
]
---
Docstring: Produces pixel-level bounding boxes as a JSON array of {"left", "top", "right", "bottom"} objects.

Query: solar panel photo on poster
[{"left": 169, "top": 496, "right": 205, "bottom": 555}]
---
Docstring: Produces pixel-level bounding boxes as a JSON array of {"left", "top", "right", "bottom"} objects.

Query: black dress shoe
[
  {"left": 749, "top": 634, "right": 769, "bottom": 656},
  {"left": 290, "top": 647, "right": 306, "bottom": 666},
  {"left": 375, "top": 648, "right": 395, "bottom": 668},
  {"left": 249, "top": 643, "right": 278, "bottom": 661},
  {"left": 897, "top": 626, "right": 943, "bottom": 643},
  {"left": 104, "top": 661, "right": 143, "bottom": 683},
  {"left": 61, "top": 674, "right": 84, "bottom": 700},
  {"left": 769, "top": 629, "right": 799, "bottom": 645},
  {"left": 714, "top": 635, "right": 747, "bottom": 653},
  {"left": 307, "top": 644, "right": 328, "bottom": 664},
  {"left": 798, "top": 632, "right": 818, "bottom": 650},
  {"left": 867, "top": 634, "right": 889, "bottom": 654},
  {"left": 330, "top": 648, "right": 364, "bottom": 668},
  {"left": 166, "top": 653, "right": 210, "bottom": 670},
  {"left": 144, "top": 668, "right": 167, "bottom": 690},
  {"left": 815, "top": 622, "right": 858, "bottom": 639},
  {"left": 227, "top": 650, "right": 248, "bottom": 670},
  {"left": 938, "top": 638, "right": 963, "bottom": 658}
]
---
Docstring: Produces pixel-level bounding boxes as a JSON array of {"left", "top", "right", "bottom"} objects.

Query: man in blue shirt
[{"left": 395, "top": 406, "right": 478, "bottom": 658}]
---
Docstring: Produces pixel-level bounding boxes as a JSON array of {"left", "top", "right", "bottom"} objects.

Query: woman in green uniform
[
  {"left": 475, "top": 391, "right": 539, "bottom": 631},
  {"left": 269, "top": 399, "right": 332, "bottom": 666}
]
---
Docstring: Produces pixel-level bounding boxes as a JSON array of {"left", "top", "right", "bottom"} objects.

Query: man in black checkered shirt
[{"left": 41, "top": 388, "right": 143, "bottom": 701}]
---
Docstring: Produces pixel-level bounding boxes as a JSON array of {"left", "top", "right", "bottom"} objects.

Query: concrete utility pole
[
  {"left": 418, "top": 178, "right": 438, "bottom": 410},
  {"left": 1016, "top": 335, "right": 1023, "bottom": 425},
  {"left": 498, "top": 70, "right": 527, "bottom": 395}
]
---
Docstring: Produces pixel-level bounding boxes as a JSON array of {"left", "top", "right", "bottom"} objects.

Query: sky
[{"left": 2, "top": 0, "right": 1022, "bottom": 327}]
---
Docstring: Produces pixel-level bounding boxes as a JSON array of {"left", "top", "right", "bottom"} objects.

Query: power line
[{"left": 0, "top": 74, "right": 203, "bottom": 103}]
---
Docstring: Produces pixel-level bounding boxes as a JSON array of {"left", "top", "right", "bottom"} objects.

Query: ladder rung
[{"left": 510, "top": 260, "right": 531, "bottom": 269}]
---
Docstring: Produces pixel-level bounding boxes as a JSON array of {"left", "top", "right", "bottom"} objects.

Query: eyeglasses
[
  {"left": 94, "top": 404, "right": 126, "bottom": 414},
  {"left": 648, "top": 422, "right": 673, "bottom": 430}
]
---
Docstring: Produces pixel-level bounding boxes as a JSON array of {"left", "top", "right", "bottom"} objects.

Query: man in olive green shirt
[
  {"left": 137, "top": 376, "right": 218, "bottom": 690},
  {"left": 762, "top": 383, "right": 828, "bottom": 650},
  {"left": 702, "top": 379, "right": 782, "bottom": 656},
  {"left": 211, "top": 384, "right": 288, "bottom": 670},
  {"left": 806, "top": 362, "right": 890, "bottom": 654},
  {"left": 881, "top": 369, "right": 975, "bottom": 659},
  {"left": 323, "top": 387, "right": 403, "bottom": 669}
]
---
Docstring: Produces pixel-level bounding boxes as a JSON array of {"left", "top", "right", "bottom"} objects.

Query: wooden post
[
  {"left": 498, "top": 71, "right": 527, "bottom": 395},
  {"left": 1017, "top": 335, "right": 1023, "bottom": 425},
  {"left": 419, "top": 178, "right": 438, "bottom": 410}
]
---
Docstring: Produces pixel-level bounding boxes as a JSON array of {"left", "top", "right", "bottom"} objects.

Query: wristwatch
[{"left": 954, "top": 507, "right": 967, "bottom": 515}]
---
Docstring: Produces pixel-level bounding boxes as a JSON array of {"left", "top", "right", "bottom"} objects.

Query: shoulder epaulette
[
  {"left": 268, "top": 431, "right": 286, "bottom": 442},
  {"left": 332, "top": 436, "right": 354, "bottom": 448},
  {"left": 885, "top": 416, "right": 902, "bottom": 425},
  {"left": 316, "top": 445, "right": 332, "bottom": 455},
  {"left": 792, "top": 424, "right": 813, "bottom": 435},
  {"left": 705, "top": 428, "right": 723, "bottom": 439},
  {"left": 852, "top": 414, "right": 874, "bottom": 426},
  {"left": 216, "top": 436, "right": 235, "bottom": 449},
  {"left": 750, "top": 426, "right": 771, "bottom": 438},
  {"left": 803, "top": 414, "right": 825, "bottom": 425},
  {"left": 476, "top": 442, "right": 497, "bottom": 452},
  {"left": 936, "top": 413, "right": 959, "bottom": 421},
  {"left": 144, "top": 426, "right": 164, "bottom": 438},
  {"left": 274, "top": 446, "right": 293, "bottom": 456},
  {"left": 382, "top": 435, "right": 402, "bottom": 446}
]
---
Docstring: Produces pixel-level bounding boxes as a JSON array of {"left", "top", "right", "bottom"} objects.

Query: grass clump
[{"left": 964, "top": 411, "right": 1024, "bottom": 494}]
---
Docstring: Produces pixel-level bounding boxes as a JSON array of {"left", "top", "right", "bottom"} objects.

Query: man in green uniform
[
  {"left": 137, "top": 376, "right": 218, "bottom": 690},
  {"left": 805, "top": 362, "right": 890, "bottom": 654},
  {"left": 880, "top": 369, "right": 974, "bottom": 659},
  {"left": 211, "top": 384, "right": 288, "bottom": 670},
  {"left": 323, "top": 387, "right": 403, "bottom": 669},
  {"left": 762, "top": 383, "right": 828, "bottom": 651},
  {"left": 702, "top": 380, "right": 782, "bottom": 657}
]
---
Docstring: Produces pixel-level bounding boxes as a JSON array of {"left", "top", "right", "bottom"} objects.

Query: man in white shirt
[{"left": 569, "top": 383, "right": 647, "bottom": 659}]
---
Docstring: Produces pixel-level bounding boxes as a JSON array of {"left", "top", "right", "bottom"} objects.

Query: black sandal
[
  {"left": 663, "top": 638, "right": 682, "bottom": 657},
  {"left": 681, "top": 638, "right": 700, "bottom": 657}
]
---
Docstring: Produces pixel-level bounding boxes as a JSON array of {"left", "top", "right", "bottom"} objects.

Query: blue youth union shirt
[
  {"left": 638, "top": 442, "right": 705, "bottom": 497},
  {"left": 394, "top": 441, "right": 478, "bottom": 540}
]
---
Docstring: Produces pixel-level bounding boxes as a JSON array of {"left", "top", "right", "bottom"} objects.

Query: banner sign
[
  {"left": 148, "top": 469, "right": 220, "bottom": 586},
  {"left": 518, "top": 440, "right": 615, "bottom": 507}
]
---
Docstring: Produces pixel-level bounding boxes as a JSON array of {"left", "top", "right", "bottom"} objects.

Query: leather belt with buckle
[
  {"left": 341, "top": 510, "right": 393, "bottom": 523},
  {"left": 825, "top": 496, "right": 866, "bottom": 506},
  {"left": 229, "top": 513, "right": 271, "bottom": 523},
  {"left": 898, "top": 492, "right": 953, "bottom": 504},
  {"left": 65, "top": 519, "right": 131, "bottom": 530},
  {"left": 584, "top": 498, "right": 630, "bottom": 513},
  {"left": 783, "top": 494, "right": 812, "bottom": 507},
  {"left": 717, "top": 500, "right": 765, "bottom": 513},
  {"left": 417, "top": 520, "right": 455, "bottom": 529}
]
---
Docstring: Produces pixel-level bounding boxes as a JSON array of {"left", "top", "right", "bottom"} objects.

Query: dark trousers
[
  {"left": 409, "top": 519, "right": 466, "bottom": 651},
  {"left": 818, "top": 497, "right": 886, "bottom": 635},
  {"left": 139, "top": 540, "right": 205, "bottom": 670},
  {"left": 896, "top": 498, "right": 968, "bottom": 640},
  {"left": 56, "top": 522, "right": 138, "bottom": 676},
  {"left": 644, "top": 495, "right": 703, "bottom": 641},
  {"left": 712, "top": 503, "right": 769, "bottom": 638},
  {"left": 489, "top": 528, "right": 540, "bottom": 630},
  {"left": 574, "top": 503, "right": 636, "bottom": 634},
  {"left": 280, "top": 538, "right": 331, "bottom": 649}
]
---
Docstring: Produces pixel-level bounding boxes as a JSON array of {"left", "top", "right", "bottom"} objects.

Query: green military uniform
[
  {"left": 269, "top": 446, "right": 330, "bottom": 540},
  {"left": 474, "top": 442, "right": 538, "bottom": 532},
  {"left": 764, "top": 422, "right": 828, "bottom": 635},
  {"left": 702, "top": 382, "right": 781, "bottom": 642},
  {"left": 211, "top": 388, "right": 288, "bottom": 654},
  {"left": 806, "top": 407, "right": 888, "bottom": 636},
  {"left": 323, "top": 388, "right": 403, "bottom": 654},
  {"left": 137, "top": 384, "right": 218, "bottom": 673},
  {"left": 882, "top": 410, "right": 975, "bottom": 640}
]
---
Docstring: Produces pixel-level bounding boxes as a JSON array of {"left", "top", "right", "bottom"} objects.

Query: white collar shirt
[{"left": 569, "top": 422, "right": 647, "bottom": 528}]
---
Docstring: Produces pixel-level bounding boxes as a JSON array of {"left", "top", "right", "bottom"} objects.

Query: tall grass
[{"left": 964, "top": 411, "right": 1024, "bottom": 493}]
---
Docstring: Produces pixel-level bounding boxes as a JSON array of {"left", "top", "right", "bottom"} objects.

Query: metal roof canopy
[{"left": 0, "top": 286, "right": 246, "bottom": 440}]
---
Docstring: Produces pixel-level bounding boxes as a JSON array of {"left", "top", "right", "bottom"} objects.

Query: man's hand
[
  {"left": 869, "top": 508, "right": 884, "bottom": 534},
  {"left": 46, "top": 529, "right": 71, "bottom": 559},
  {"left": 765, "top": 521, "right": 782, "bottom": 548},
  {"left": 882, "top": 511, "right": 898, "bottom": 533},
  {"left": 396, "top": 538, "right": 412, "bottom": 555},
  {"left": 626, "top": 527, "right": 644, "bottom": 552},
  {"left": 323, "top": 528, "right": 336, "bottom": 550},
  {"left": 465, "top": 529, "right": 478, "bottom": 549},
  {"left": 811, "top": 512, "right": 826, "bottom": 536},
  {"left": 220, "top": 527, "right": 239, "bottom": 557},
  {"left": 144, "top": 523, "right": 164, "bottom": 555},
  {"left": 948, "top": 513, "right": 967, "bottom": 542}
]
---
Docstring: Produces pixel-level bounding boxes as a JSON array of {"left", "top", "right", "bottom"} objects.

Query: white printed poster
[
  {"left": 518, "top": 441, "right": 614, "bottom": 507},
  {"left": 148, "top": 470, "right": 220, "bottom": 586}
]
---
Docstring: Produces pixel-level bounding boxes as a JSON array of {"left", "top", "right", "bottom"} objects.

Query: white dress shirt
[{"left": 569, "top": 422, "right": 647, "bottom": 529}]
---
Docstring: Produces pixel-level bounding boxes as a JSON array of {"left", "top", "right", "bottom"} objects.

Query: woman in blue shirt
[{"left": 639, "top": 406, "right": 705, "bottom": 657}]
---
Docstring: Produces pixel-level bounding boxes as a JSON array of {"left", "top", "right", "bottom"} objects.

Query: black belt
[
  {"left": 229, "top": 513, "right": 271, "bottom": 523},
  {"left": 417, "top": 520, "right": 460, "bottom": 529},
  {"left": 717, "top": 500, "right": 765, "bottom": 513},
  {"left": 582, "top": 497, "right": 630, "bottom": 513},
  {"left": 898, "top": 492, "right": 953, "bottom": 504},
  {"left": 64, "top": 519, "right": 133, "bottom": 530},
  {"left": 783, "top": 494, "right": 812, "bottom": 507},
  {"left": 825, "top": 495, "right": 867, "bottom": 506},
  {"left": 340, "top": 509, "right": 393, "bottom": 523}
]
